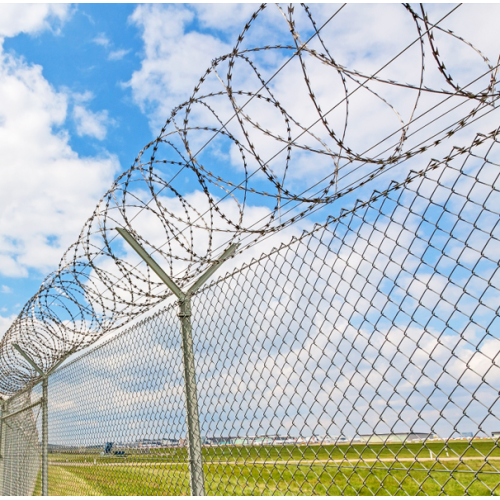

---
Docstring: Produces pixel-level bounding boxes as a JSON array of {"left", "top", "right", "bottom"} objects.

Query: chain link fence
[
  {"left": 1, "top": 140, "right": 499, "bottom": 495},
  {"left": 0, "top": 386, "right": 42, "bottom": 496}
]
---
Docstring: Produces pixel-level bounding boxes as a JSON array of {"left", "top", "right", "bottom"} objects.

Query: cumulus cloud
[
  {"left": 73, "top": 104, "right": 110, "bottom": 140},
  {"left": 0, "top": 4, "right": 70, "bottom": 39},
  {"left": 0, "top": 13, "right": 119, "bottom": 277},
  {"left": 127, "top": 4, "right": 232, "bottom": 130}
]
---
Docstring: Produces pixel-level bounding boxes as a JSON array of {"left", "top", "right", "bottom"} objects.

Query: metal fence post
[
  {"left": 12, "top": 344, "right": 54, "bottom": 496},
  {"left": 116, "top": 227, "right": 238, "bottom": 496},
  {"left": 42, "top": 376, "right": 48, "bottom": 496},
  {"left": 178, "top": 296, "right": 205, "bottom": 495}
]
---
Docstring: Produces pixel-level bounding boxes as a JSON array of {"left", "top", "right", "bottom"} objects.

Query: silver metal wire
[
  {"left": 2, "top": 3, "right": 499, "bottom": 393},
  {"left": 1, "top": 3, "right": 500, "bottom": 496},
  {"left": 2, "top": 139, "right": 498, "bottom": 494},
  {"left": 0, "top": 389, "right": 42, "bottom": 495}
]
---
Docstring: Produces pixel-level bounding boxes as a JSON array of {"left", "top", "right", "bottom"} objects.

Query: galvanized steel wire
[
  {"left": 2, "top": 3, "right": 500, "bottom": 394},
  {"left": 10, "top": 144, "right": 499, "bottom": 495},
  {"left": 1, "top": 2, "right": 500, "bottom": 495}
]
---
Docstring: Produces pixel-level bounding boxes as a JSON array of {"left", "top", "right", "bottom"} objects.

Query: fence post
[
  {"left": 42, "top": 376, "right": 48, "bottom": 496},
  {"left": 115, "top": 227, "right": 238, "bottom": 496},
  {"left": 8, "top": 345, "right": 74, "bottom": 497},
  {"left": 12, "top": 344, "right": 50, "bottom": 496},
  {"left": 178, "top": 296, "right": 205, "bottom": 495}
]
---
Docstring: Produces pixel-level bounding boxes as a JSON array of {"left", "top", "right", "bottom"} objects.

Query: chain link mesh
[
  {"left": 2, "top": 140, "right": 497, "bottom": 495},
  {"left": 191, "top": 145, "right": 500, "bottom": 495},
  {"left": 0, "top": 387, "right": 42, "bottom": 496},
  {"left": 3, "top": 3, "right": 500, "bottom": 395},
  {"left": 1, "top": 3, "right": 500, "bottom": 496}
]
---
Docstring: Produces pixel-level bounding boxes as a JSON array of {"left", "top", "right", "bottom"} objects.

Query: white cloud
[
  {"left": 73, "top": 104, "right": 110, "bottom": 140},
  {"left": 0, "top": 4, "right": 70, "bottom": 39},
  {"left": 92, "top": 32, "right": 109, "bottom": 47},
  {"left": 0, "top": 313, "right": 16, "bottom": 337},
  {"left": 71, "top": 91, "right": 112, "bottom": 140},
  {"left": 0, "top": 285, "right": 12, "bottom": 293},
  {"left": 0, "top": 35, "right": 119, "bottom": 277},
  {"left": 127, "top": 4, "right": 232, "bottom": 130},
  {"left": 108, "top": 49, "right": 130, "bottom": 61},
  {"left": 193, "top": 4, "right": 262, "bottom": 33}
]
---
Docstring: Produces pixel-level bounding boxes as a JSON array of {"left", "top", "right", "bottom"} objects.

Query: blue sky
[
  {"left": 3, "top": 4, "right": 151, "bottom": 161},
  {"left": 0, "top": 4, "right": 146, "bottom": 321},
  {"left": 0, "top": 3, "right": 499, "bottom": 446},
  {"left": 2, "top": 3, "right": 500, "bottom": 336},
  {"left": 1, "top": 3, "right": 500, "bottom": 398}
]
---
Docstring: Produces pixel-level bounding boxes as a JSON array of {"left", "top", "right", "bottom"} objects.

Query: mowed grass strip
[
  {"left": 46, "top": 459, "right": 500, "bottom": 495},
  {"left": 45, "top": 464, "right": 190, "bottom": 495},
  {"left": 202, "top": 440, "right": 500, "bottom": 464},
  {"left": 203, "top": 461, "right": 500, "bottom": 496},
  {"left": 33, "top": 466, "right": 102, "bottom": 496},
  {"left": 48, "top": 440, "right": 500, "bottom": 465}
]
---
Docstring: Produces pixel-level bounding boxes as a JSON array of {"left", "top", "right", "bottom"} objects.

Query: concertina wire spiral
[{"left": 1, "top": 3, "right": 499, "bottom": 394}]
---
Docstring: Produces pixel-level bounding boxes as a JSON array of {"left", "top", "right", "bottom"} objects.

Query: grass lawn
[{"left": 33, "top": 440, "right": 500, "bottom": 495}]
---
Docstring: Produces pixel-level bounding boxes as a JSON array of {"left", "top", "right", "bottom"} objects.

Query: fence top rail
[{"left": 1, "top": 398, "right": 43, "bottom": 422}]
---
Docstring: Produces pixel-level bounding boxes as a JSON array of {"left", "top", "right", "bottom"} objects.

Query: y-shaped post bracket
[{"left": 116, "top": 227, "right": 238, "bottom": 496}]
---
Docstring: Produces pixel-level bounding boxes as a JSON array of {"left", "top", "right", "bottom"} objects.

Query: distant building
[
  {"left": 492, "top": 432, "right": 500, "bottom": 438},
  {"left": 136, "top": 439, "right": 163, "bottom": 448},
  {"left": 204, "top": 436, "right": 237, "bottom": 446},
  {"left": 161, "top": 438, "right": 179, "bottom": 447},
  {"left": 358, "top": 432, "right": 432, "bottom": 444},
  {"left": 231, "top": 435, "right": 295, "bottom": 446},
  {"left": 321, "top": 435, "right": 348, "bottom": 444}
]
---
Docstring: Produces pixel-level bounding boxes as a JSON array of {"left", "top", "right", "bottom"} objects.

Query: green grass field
[{"left": 33, "top": 440, "right": 500, "bottom": 495}]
